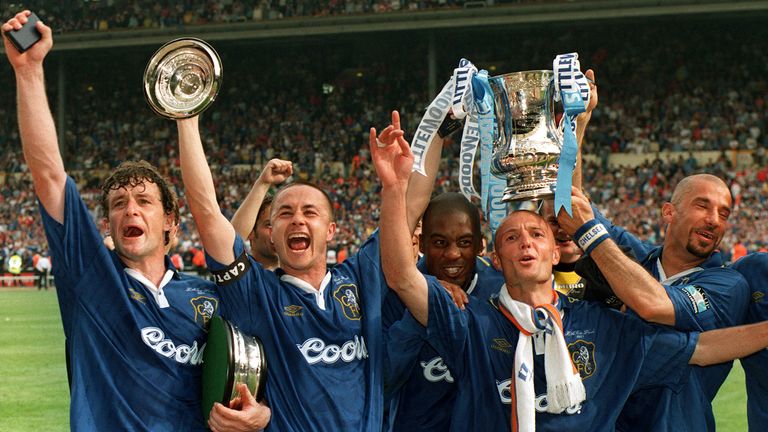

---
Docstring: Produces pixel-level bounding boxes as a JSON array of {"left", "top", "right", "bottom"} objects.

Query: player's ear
[
  {"left": 490, "top": 251, "right": 502, "bottom": 271},
  {"left": 661, "top": 202, "right": 675, "bottom": 225},
  {"left": 161, "top": 212, "right": 174, "bottom": 232}
]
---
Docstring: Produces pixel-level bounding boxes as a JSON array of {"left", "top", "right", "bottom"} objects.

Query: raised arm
[
  {"left": 371, "top": 127, "right": 429, "bottom": 325},
  {"left": 230, "top": 158, "right": 292, "bottom": 240},
  {"left": 558, "top": 187, "right": 676, "bottom": 325},
  {"left": 176, "top": 116, "right": 236, "bottom": 264},
  {"left": 3, "top": 11, "right": 66, "bottom": 222},
  {"left": 376, "top": 110, "right": 443, "bottom": 234},
  {"left": 691, "top": 320, "right": 768, "bottom": 366},
  {"left": 573, "top": 69, "right": 597, "bottom": 191}
]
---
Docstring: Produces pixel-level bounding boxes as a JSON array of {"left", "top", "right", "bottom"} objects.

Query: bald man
[{"left": 569, "top": 174, "right": 750, "bottom": 431}]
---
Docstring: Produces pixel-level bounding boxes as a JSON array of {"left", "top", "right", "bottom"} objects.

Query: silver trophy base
[{"left": 492, "top": 152, "right": 559, "bottom": 203}]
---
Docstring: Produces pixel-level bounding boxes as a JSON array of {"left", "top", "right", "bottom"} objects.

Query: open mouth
[
  {"left": 519, "top": 254, "right": 536, "bottom": 263},
  {"left": 442, "top": 265, "right": 464, "bottom": 278},
  {"left": 123, "top": 226, "right": 144, "bottom": 238},
  {"left": 287, "top": 233, "right": 310, "bottom": 251},
  {"left": 695, "top": 229, "right": 715, "bottom": 241}
]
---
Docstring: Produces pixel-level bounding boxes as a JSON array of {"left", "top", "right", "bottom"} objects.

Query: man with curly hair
[{"left": 3, "top": 11, "right": 267, "bottom": 431}]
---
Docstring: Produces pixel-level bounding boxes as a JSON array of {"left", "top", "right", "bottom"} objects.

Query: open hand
[
  {"left": 370, "top": 110, "right": 413, "bottom": 188},
  {"left": 439, "top": 279, "right": 469, "bottom": 310}
]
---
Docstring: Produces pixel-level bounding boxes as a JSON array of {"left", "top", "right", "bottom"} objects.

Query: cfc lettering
[
  {"left": 496, "top": 379, "right": 582, "bottom": 414},
  {"left": 297, "top": 335, "right": 368, "bottom": 365},
  {"left": 420, "top": 357, "right": 455, "bottom": 383},
  {"left": 141, "top": 327, "right": 205, "bottom": 365}
]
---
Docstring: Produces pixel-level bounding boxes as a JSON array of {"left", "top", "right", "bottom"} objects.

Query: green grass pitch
[{"left": 0, "top": 289, "right": 751, "bottom": 431}]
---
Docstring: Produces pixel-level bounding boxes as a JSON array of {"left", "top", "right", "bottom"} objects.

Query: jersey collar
[
  {"left": 124, "top": 268, "right": 176, "bottom": 308},
  {"left": 280, "top": 272, "right": 332, "bottom": 310}
]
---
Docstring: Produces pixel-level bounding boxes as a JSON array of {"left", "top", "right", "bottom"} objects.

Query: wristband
[
  {"left": 437, "top": 115, "right": 464, "bottom": 138},
  {"left": 574, "top": 219, "right": 610, "bottom": 255}
]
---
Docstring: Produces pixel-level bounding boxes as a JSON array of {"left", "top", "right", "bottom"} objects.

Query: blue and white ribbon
[
  {"left": 552, "top": 53, "right": 590, "bottom": 217},
  {"left": 474, "top": 70, "right": 507, "bottom": 241},
  {"left": 451, "top": 58, "right": 478, "bottom": 120},
  {"left": 411, "top": 59, "right": 478, "bottom": 176},
  {"left": 410, "top": 80, "right": 454, "bottom": 176}
]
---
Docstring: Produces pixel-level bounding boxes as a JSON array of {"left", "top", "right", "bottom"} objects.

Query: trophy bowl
[
  {"left": 144, "top": 38, "right": 222, "bottom": 119},
  {"left": 489, "top": 70, "right": 563, "bottom": 203},
  {"left": 202, "top": 316, "right": 267, "bottom": 420}
]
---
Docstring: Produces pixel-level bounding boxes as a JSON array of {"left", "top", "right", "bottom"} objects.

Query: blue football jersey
[
  {"left": 415, "top": 279, "right": 697, "bottom": 431},
  {"left": 41, "top": 177, "right": 218, "bottom": 431},
  {"left": 731, "top": 253, "right": 768, "bottom": 432},
  {"left": 594, "top": 207, "right": 749, "bottom": 431},
  {"left": 385, "top": 257, "right": 504, "bottom": 432},
  {"left": 206, "top": 232, "right": 386, "bottom": 432}
]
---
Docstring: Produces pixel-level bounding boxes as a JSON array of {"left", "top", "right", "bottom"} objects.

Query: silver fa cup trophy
[
  {"left": 144, "top": 38, "right": 222, "bottom": 119},
  {"left": 488, "top": 70, "right": 563, "bottom": 203}
]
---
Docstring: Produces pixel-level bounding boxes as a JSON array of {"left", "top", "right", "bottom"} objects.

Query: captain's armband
[{"left": 210, "top": 251, "right": 252, "bottom": 285}]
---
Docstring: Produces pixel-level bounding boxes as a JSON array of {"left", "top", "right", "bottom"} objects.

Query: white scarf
[{"left": 498, "top": 286, "right": 586, "bottom": 432}]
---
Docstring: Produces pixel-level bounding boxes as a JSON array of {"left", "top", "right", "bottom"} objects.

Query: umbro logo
[
  {"left": 129, "top": 288, "right": 146, "bottom": 304},
  {"left": 491, "top": 337, "right": 513, "bottom": 354},
  {"left": 284, "top": 305, "right": 303, "bottom": 317}
]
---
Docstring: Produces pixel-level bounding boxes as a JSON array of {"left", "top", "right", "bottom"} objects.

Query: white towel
[{"left": 498, "top": 286, "right": 586, "bottom": 432}]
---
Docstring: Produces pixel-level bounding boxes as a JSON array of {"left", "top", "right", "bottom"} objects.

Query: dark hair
[
  {"left": 252, "top": 194, "right": 274, "bottom": 233},
  {"left": 100, "top": 160, "right": 180, "bottom": 224},
  {"left": 273, "top": 180, "right": 336, "bottom": 221},
  {"left": 422, "top": 192, "right": 482, "bottom": 248}
]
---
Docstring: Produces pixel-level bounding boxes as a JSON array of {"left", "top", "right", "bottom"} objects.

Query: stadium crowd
[
  {"left": 2, "top": 0, "right": 539, "bottom": 33},
  {"left": 0, "top": 16, "right": 766, "bottom": 275}
]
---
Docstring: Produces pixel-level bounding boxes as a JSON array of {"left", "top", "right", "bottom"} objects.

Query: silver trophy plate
[{"left": 144, "top": 38, "right": 222, "bottom": 119}]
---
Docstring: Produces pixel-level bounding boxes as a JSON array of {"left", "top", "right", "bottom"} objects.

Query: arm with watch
[{"left": 557, "top": 187, "right": 677, "bottom": 326}]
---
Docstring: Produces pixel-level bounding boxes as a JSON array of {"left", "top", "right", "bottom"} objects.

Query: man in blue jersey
[
  {"left": 372, "top": 112, "right": 505, "bottom": 430},
  {"left": 373, "top": 128, "right": 768, "bottom": 431},
  {"left": 569, "top": 173, "right": 749, "bottom": 430},
  {"left": 176, "top": 111, "right": 429, "bottom": 431},
  {"left": 730, "top": 253, "right": 768, "bottom": 431},
  {"left": 383, "top": 192, "right": 504, "bottom": 432},
  {"left": 3, "top": 11, "right": 268, "bottom": 431}
]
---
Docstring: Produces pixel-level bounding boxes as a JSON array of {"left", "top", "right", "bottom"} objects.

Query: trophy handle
[{"left": 143, "top": 38, "right": 223, "bottom": 119}]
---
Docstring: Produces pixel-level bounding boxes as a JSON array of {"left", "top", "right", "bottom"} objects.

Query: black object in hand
[{"left": 5, "top": 12, "right": 42, "bottom": 53}]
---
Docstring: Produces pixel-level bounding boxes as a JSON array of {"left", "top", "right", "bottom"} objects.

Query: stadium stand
[{"left": 0, "top": 3, "right": 766, "bottom": 280}]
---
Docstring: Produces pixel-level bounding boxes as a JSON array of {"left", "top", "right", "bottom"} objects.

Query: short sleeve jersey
[
  {"left": 420, "top": 280, "right": 697, "bottom": 431},
  {"left": 731, "top": 253, "right": 768, "bottom": 432},
  {"left": 41, "top": 177, "right": 218, "bottom": 431},
  {"left": 594, "top": 206, "right": 749, "bottom": 431},
  {"left": 385, "top": 257, "right": 504, "bottom": 432},
  {"left": 206, "top": 232, "right": 386, "bottom": 432}
]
